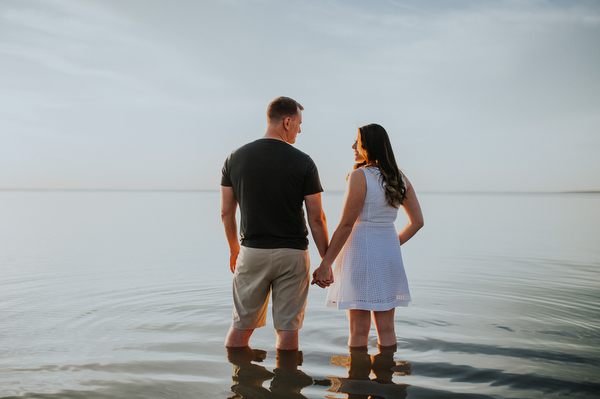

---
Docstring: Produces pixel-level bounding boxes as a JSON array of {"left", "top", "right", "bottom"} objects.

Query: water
[{"left": 1, "top": 190, "right": 599, "bottom": 398}]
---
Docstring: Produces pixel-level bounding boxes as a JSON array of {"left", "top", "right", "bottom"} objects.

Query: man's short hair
[{"left": 267, "top": 97, "right": 304, "bottom": 123}]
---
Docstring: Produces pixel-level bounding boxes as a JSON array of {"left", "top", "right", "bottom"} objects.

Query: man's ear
[{"left": 283, "top": 116, "right": 291, "bottom": 130}]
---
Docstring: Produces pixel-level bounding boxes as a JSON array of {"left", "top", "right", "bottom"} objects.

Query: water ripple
[
  {"left": 411, "top": 361, "right": 600, "bottom": 396},
  {"left": 401, "top": 338, "right": 600, "bottom": 366}
]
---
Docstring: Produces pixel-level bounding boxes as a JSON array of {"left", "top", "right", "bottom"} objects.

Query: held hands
[{"left": 311, "top": 263, "right": 333, "bottom": 288}]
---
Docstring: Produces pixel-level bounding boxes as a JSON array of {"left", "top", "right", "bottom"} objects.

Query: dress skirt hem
[{"left": 325, "top": 299, "right": 412, "bottom": 311}]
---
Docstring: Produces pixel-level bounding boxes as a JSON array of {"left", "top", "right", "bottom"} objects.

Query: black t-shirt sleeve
[
  {"left": 303, "top": 157, "right": 323, "bottom": 196},
  {"left": 221, "top": 156, "right": 233, "bottom": 187}
]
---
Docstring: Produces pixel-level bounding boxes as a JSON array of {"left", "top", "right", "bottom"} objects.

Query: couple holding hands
[{"left": 220, "top": 96, "right": 423, "bottom": 353}]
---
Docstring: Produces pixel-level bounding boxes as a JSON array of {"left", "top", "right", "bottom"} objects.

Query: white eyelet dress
[{"left": 326, "top": 166, "right": 412, "bottom": 311}]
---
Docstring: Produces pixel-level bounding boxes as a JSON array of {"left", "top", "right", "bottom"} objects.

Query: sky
[{"left": 1, "top": 0, "right": 599, "bottom": 192}]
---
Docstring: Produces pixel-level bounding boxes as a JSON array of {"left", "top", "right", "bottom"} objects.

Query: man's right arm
[
  {"left": 304, "top": 193, "right": 328, "bottom": 258},
  {"left": 220, "top": 186, "right": 240, "bottom": 273}
]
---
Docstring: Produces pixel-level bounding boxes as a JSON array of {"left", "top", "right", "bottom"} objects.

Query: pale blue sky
[{"left": 1, "top": 0, "right": 599, "bottom": 192}]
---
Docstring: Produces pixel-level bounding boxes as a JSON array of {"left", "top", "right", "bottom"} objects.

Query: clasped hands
[{"left": 311, "top": 262, "right": 333, "bottom": 289}]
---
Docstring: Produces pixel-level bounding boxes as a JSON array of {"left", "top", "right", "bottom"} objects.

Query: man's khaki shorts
[{"left": 232, "top": 246, "right": 310, "bottom": 331}]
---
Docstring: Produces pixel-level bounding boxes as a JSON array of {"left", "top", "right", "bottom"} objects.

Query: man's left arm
[
  {"left": 220, "top": 186, "right": 240, "bottom": 273},
  {"left": 304, "top": 193, "right": 328, "bottom": 258}
]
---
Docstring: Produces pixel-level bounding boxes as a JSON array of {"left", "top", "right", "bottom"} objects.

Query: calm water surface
[{"left": 1, "top": 190, "right": 599, "bottom": 398}]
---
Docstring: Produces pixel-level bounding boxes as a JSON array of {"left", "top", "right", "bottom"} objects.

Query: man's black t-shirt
[{"left": 221, "top": 138, "right": 323, "bottom": 250}]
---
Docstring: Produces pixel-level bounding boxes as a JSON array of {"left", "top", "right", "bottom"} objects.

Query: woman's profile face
[{"left": 352, "top": 134, "right": 367, "bottom": 163}]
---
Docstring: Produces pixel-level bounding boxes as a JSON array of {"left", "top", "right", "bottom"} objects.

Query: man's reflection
[
  {"left": 270, "top": 349, "right": 313, "bottom": 398},
  {"left": 226, "top": 347, "right": 313, "bottom": 399},
  {"left": 226, "top": 346, "right": 274, "bottom": 399},
  {"left": 327, "top": 344, "right": 411, "bottom": 399}
]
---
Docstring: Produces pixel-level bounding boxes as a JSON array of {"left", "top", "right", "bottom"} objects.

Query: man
[{"left": 220, "top": 96, "right": 328, "bottom": 350}]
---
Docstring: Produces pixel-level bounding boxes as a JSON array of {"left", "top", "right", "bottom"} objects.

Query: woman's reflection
[{"left": 327, "top": 344, "right": 411, "bottom": 399}]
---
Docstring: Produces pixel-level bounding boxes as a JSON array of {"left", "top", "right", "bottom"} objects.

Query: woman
[{"left": 312, "top": 123, "right": 423, "bottom": 348}]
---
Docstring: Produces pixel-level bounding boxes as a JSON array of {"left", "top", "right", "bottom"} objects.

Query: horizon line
[{"left": 1, "top": 188, "right": 599, "bottom": 195}]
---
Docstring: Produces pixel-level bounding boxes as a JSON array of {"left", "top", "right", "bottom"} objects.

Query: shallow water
[{"left": 1, "top": 190, "right": 599, "bottom": 398}]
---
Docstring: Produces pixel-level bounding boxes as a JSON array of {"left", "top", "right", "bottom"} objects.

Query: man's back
[
  {"left": 221, "top": 96, "right": 328, "bottom": 350},
  {"left": 221, "top": 138, "right": 322, "bottom": 250}
]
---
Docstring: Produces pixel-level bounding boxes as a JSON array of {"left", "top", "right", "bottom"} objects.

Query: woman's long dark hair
[{"left": 355, "top": 124, "right": 406, "bottom": 207}]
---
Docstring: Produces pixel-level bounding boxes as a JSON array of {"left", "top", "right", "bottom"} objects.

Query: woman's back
[
  {"left": 326, "top": 165, "right": 411, "bottom": 311},
  {"left": 358, "top": 166, "right": 398, "bottom": 224}
]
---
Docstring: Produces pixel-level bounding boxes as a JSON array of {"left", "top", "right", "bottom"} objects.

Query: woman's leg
[
  {"left": 347, "top": 345, "right": 371, "bottom": 380},
  {"left": 373, "top": 308, "right": 397, "bottom": 346},
  {"left": 347, "top": 309, "right": 371, "bottom": 347}
]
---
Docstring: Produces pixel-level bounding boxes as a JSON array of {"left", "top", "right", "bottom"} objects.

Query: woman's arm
[
  {"left": 397, "top": 177, "right": 424, "bottom": 245},
  {"left": 312, "top": 169, "right": 366, "bottom": 287}
]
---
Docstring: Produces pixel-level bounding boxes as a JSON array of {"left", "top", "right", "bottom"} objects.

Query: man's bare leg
[
  {"left": 225, "top": 326, "right": 254, "bottom": 348},
  {"left": 275, "top": 330, "right": 298, "bottom": 350}
]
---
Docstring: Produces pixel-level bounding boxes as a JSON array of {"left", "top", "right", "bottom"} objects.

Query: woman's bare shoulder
[{"left": 349, "top": 167, "right": 367, "bottom": 180}]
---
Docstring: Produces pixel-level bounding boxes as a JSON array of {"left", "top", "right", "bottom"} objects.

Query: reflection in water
[
  {"left": 327, "top": 345, "right": 411, "bottom": 399},
  {"left": 226, "top": 347, "right": 313, "bottom": 398},
  {"left": 226, "top": 346, "right": 274, "bottom": 398},
  {"left": 226, "top": 345, "right": 411, "bottom": 399},
  {"left": 271, "top": 350, "right": 314, "bottom": 398}
]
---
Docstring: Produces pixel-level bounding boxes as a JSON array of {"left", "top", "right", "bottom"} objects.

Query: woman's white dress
[{"left": 326, "top": 166, "right": 411, "bottom": 311}]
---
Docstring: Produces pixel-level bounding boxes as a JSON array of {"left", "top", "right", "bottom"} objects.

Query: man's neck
[{"left": 262, "top": 126, "right": 288, "bottom": 142}]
